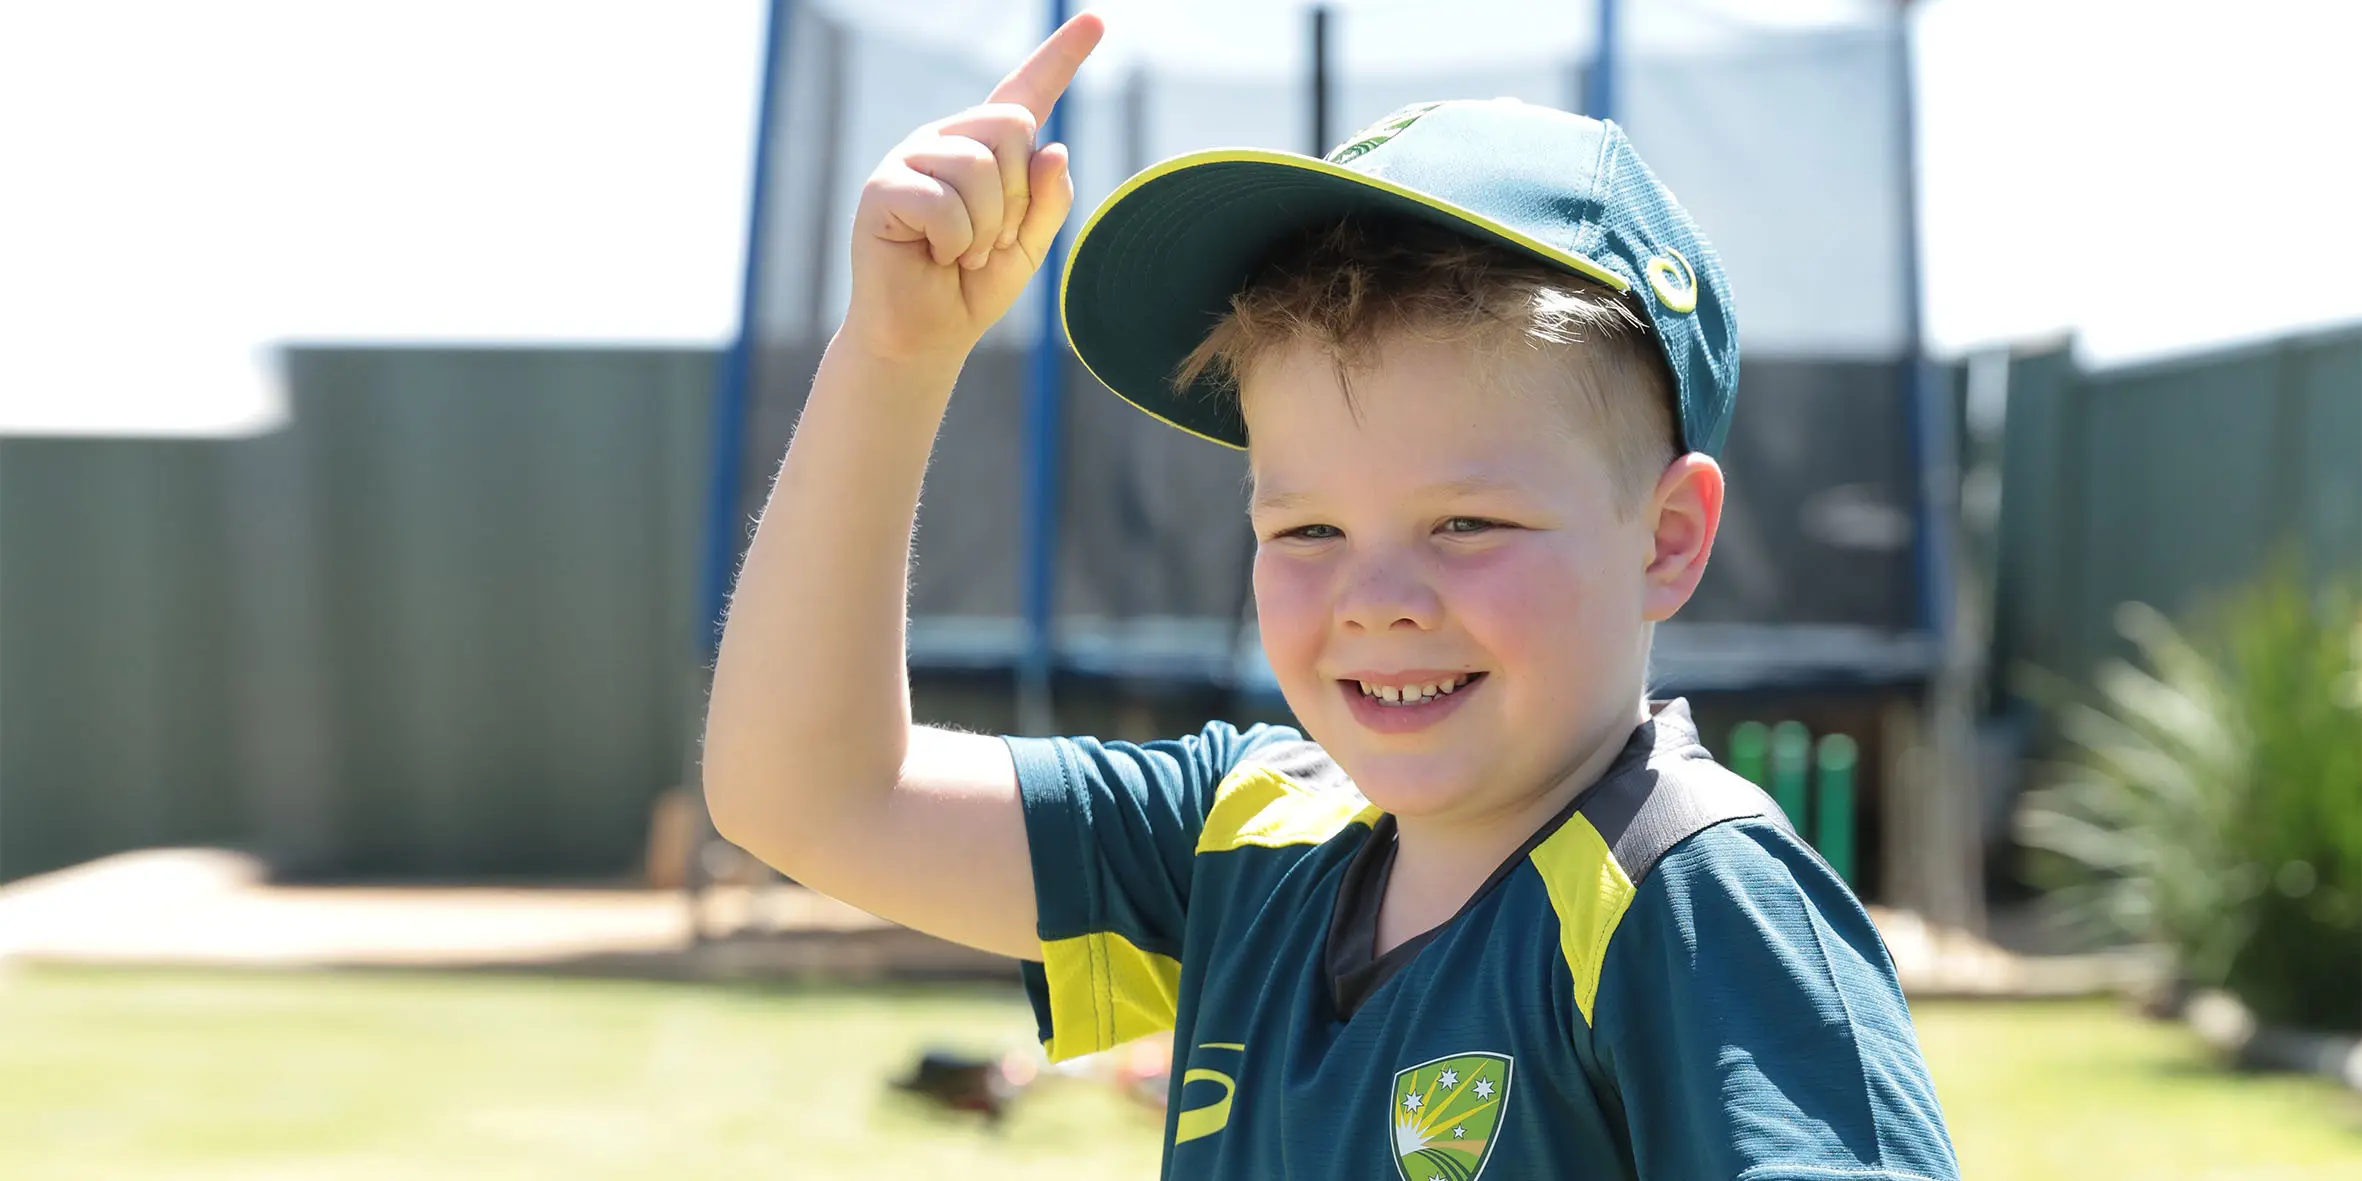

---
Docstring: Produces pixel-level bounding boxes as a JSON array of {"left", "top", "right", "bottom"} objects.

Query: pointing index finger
[{"left": 985, "top": 11, "right": 1105, "bottom": 127}]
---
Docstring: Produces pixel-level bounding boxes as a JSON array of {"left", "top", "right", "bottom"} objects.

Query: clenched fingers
[
  {"left": 934, "top": 103, "right": 1038, "bottom": 251},
  {"left": 902, "top": 133, "right": 1005, "bottom": 268},
  {"left": 868, "top": 162, "right": 977, "bottom": 268}
]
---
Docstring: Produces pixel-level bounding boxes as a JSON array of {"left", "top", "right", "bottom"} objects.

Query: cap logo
[
  {"left": 1645, "top": 250, "right": 1698, "bottom": 314},
  {"left": 1643, "top": 250, "right": 1700, "bottom": 314},
  {"left": 1325, "top": 101, "right": 1443, "bottom": 165}
]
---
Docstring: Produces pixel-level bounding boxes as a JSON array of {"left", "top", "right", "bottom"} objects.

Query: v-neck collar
[{"left": 1322, "top": 701, "right": 1692, "bottom": 1020}]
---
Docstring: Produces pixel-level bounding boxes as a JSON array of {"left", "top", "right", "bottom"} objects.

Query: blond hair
[{"left": 1175, "top": 217, "right": 1679, "bottom": 508}]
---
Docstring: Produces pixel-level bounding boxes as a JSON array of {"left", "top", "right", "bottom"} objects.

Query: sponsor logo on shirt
[{"left": 1173, "top": 1042, "right": 1246, "bottom": 1145}]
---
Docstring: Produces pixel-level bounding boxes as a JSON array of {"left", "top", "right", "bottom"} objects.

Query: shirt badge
[{"left": 1390, "top": 1051, "right": 1513, "bottom": 1180}]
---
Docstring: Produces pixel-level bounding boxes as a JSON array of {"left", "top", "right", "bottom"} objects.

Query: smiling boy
[{"left": 702, "top": 13, "right": 1960, "bottom": 1180}]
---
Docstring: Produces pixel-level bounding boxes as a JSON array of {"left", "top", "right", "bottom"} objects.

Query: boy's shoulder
[
  {"left": 1512, "top": 701, "right": 1813, "bottom": 1018},
  {"left": 1544, "top": 711, "right": 1952, "bottom": 1177},
  {"left": 1190, "top": 724, "right": 1377, "bottom": 856},
  {"left": 1545, "top": 699, "right": 1798, "bottom": 889}
]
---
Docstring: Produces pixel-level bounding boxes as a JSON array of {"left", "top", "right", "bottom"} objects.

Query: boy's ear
[{"left": 1641, "top": 453, "right": 1725, "bottom": 623}]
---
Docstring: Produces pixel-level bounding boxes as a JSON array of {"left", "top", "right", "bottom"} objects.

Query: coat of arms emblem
[{"left": 1389, "top": 1051, "right": 1513, "bottom": 1180}]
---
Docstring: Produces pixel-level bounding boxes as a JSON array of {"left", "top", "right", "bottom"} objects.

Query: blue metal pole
[
  {"left": 1894, "top": 6, "right": 1952, "bottom": 638},
  {"left": 1018, "top": 0, "right": 1073, "bottom": 733},
  {"left": 698, "top": 0, "right": 792, "bottom": 663},
  {"left": 1585, "top": 0, "right": 1618, "bottom": 121}
]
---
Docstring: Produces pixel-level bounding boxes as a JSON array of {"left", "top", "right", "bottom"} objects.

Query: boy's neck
[{"left": 1373, "top": 697, "right": 1651, "bottom": 956}]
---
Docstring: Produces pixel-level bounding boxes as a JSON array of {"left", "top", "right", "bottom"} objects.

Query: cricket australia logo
[
  {"left": 1326, "top": 101, "right": 1443, "bottom": 164},
  {"left": 1389, "top": 1050, "right": 1513, "bottom": 1181}
]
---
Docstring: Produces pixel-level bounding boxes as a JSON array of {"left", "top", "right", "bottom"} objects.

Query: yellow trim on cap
[
  {"left": 1529, "top": 813, "right": 1638, "bottom": 1026},
  {"left": 1196, "top": 761, "right": 1381, "bottom": 855},
  {"left": 1057, "top": 147, "right": 1634, "bottom": 450},
  {"left": 1037, "top": 930, "right": 1183, "bottom": 1062}
]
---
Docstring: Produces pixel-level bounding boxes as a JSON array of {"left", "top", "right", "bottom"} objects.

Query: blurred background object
[
  {"left": 2, "top": 1, "right": 2360, "bottom": 1177},
  {"left": 892, "top": 1048, "right": 1028, "bottom": 1125}
]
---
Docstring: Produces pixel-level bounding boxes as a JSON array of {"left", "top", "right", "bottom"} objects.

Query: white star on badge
[
  {"left": 1473, "top": 1077, "right": 1495, "bottom": 1099},
  {"left": 1436, "top": 1069, "right": 1459, "bottom": 1089},
  {"left": 1402, "top": 1092, "right": 1424, "bottom": 1112},
  {"left": 1454, "top": 1126, "right": 1467, "bottom": 1139}
]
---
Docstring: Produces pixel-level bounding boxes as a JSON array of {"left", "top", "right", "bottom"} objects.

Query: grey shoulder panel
[{"left": 1578, "top": 751, "right": 1792, "bottom": 884}]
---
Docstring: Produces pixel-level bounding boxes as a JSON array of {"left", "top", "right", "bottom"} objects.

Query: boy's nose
[{"left": 1334, "top": 557, "right": 1442, "bottom": 634}]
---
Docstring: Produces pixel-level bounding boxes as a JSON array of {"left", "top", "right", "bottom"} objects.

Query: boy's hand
[{"left": 843, "top": 13, "right": 1104, "bottom": 364}]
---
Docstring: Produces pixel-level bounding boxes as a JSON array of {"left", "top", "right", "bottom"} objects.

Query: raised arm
[{"left": 699, "top": 15, "right": 1104, "bottom": 961}]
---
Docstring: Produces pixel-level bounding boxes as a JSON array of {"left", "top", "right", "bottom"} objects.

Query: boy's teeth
[{"left": 1356, "top": 674, "right": 1471, "bottom": 704}]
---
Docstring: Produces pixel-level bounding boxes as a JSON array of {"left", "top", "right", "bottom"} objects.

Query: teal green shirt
[{"left": 1009, "top": 700, "right": 1959, "bottom": 1180}]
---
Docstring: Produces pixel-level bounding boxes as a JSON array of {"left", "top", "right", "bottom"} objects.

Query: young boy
[{"left": 703, "top": 14, "right": 1961, "bottom": 1180}]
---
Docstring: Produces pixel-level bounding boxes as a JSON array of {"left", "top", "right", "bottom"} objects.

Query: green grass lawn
[
  {"left": 0, "top": 966, "right": 1163, "bottom": 1181},
  {"left": 1920, "top": 999, "right": 2362, "bottom": 1179},
  {"left": 1, "top": 965, "right": 2358, "bottom": 1179}
]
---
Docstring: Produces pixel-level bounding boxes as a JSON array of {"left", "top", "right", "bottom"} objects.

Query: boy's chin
[{"left": 1337, "top": 758, "right": 1490, "bottom": 820}]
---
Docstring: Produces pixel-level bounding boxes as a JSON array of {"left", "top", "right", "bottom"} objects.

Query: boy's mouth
[
  {"left": 1347, "top": 672, "right": 1483, "bottom": 705},
  {"left": 1335, "top": 671, "right": 1487, "bottom": 734}
]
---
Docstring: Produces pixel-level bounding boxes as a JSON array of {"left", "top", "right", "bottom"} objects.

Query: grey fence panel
[
  {"left": 2081, "top": 355, "right": 2287, "bottom": 646},
  {"left": 2292, "top": 335, "right": 2362, "bottom": 574},
  {"left": 1996, "top": 327, "right": 2362, "bottom": 689},
  {"left": 285, "top": 347, "right": 713, "bottom": 878},
  {"left": 0, "top": 439, "right": 246, "bottom": 879},
  {"left": 1, "top": 348, "right": 713, "bottom": 883},
  {"left": 1990, "top": 347, "right": 2081, "bottom": 690}
]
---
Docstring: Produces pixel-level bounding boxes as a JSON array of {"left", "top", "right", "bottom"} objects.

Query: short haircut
[{"left": 1174, "top": 216, "right": 1680, "bottom": 509}]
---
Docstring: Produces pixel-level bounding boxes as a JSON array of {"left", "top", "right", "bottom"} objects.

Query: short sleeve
[
  {"left": 1004, "top": 720, "right": 1298, "bottom": 1060},
  {"left": 1591, "top": 818, "right": 1961, "bottom": 1181}
]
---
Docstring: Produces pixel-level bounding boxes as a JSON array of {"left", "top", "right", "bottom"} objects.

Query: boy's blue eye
[
  {"left": 1440, "top": 517, "right": 1499, "bottom": 535},
  {"left": 1275, "top": 523, "right": 1342, "bottom": 541}
]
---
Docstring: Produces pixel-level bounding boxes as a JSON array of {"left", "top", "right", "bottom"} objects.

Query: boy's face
[{"left": 1242, "top": 332, "right": 1710, "bottom": 828}]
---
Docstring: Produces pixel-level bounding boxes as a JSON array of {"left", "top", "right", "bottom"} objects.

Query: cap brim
[{"left": 1059, "top": 149, "right": 1630, "bottom": 450}]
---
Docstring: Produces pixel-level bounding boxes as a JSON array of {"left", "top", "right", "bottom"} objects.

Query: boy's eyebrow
[
  {"left": 1431, "top": 474, "right": 1526, "bottom": 499},
  {"left": 1249, "top": 474, "right": 1527, "bottom": 514},
  {"left": 1249, "top": 487, "right": 1312, "bottom": 514}
]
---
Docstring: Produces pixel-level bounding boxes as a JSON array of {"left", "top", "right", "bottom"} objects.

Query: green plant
[
  {"left": 2016, "top": 566, "right": 2362, "bottom": 1032},
  {"left": 2211, "top": 570, "right": 2362, "bottom": 1030}
]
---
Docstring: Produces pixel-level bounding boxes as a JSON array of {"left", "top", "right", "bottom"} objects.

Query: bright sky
[
  {"left": 1914, "top": 0, "right": 2362, "bottom": 364},
  {"left": 2, "top": 0, "right": 2358, "bottom": 435}
]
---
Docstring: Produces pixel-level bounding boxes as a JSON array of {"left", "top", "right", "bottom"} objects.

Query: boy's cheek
[
  {"left": 1249, "top": 561, "right": 1329, "bottom": 658},
  {"left": 1253, "top": 565, "right": 1374, "bottom": 713},
  {"left": 1439, "top": 551, "right": 1594, "bottom": 630},
  {"left": 1447, "top": 563, "right": 1638, "bottom": 677}
]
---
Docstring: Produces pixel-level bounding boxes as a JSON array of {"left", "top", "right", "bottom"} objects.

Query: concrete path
[
  {"left": 0, "top": 848, "right": 882, "bottom": 972},
  {"left": 0, "top": 848, "right": 2145, "bottom": 995}
]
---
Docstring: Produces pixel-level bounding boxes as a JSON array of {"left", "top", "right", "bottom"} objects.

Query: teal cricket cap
[{"left": 1057, "top": 98, "right": 1740, "bottom": 457}]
